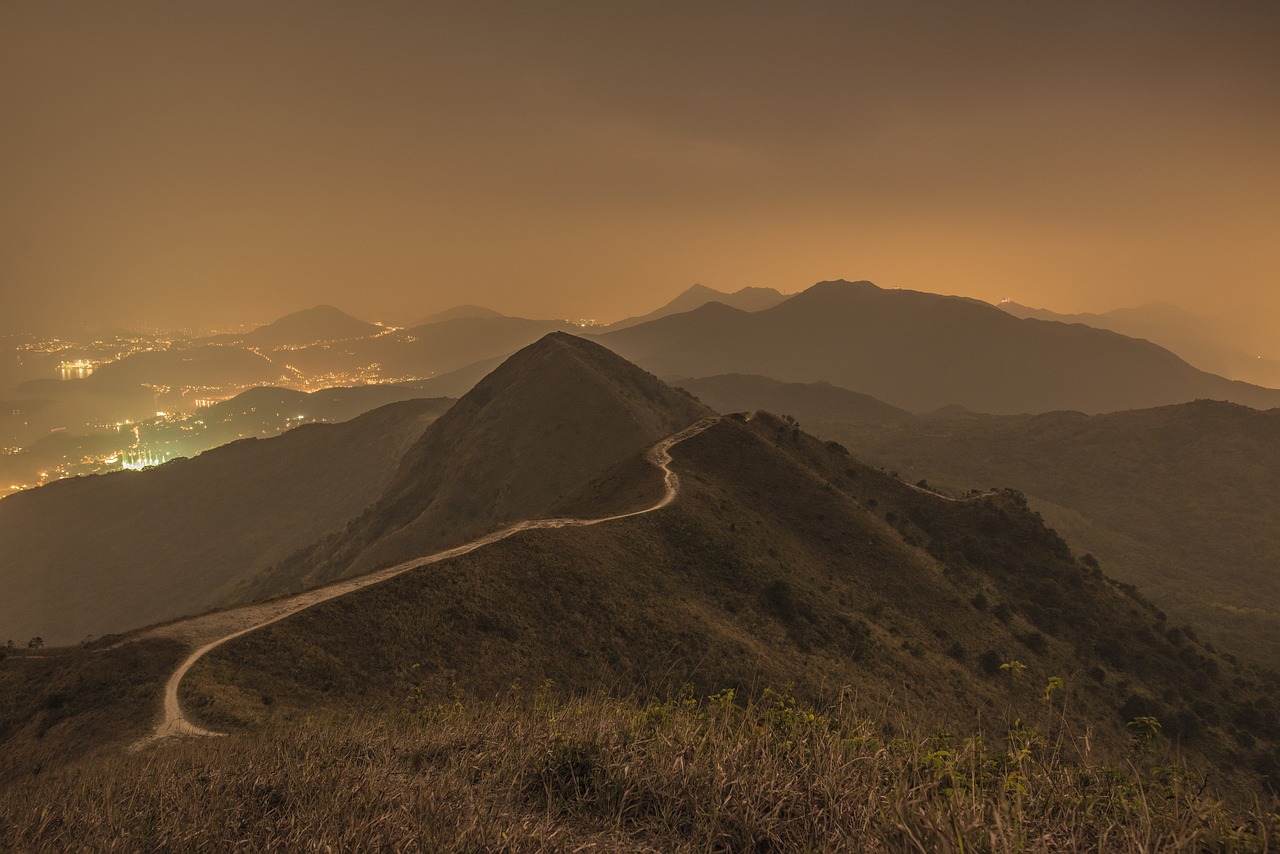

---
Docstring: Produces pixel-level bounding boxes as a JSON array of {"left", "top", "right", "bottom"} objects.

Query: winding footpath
[{"left": 133, "top": 415, "right": 721, "bottom": 749}]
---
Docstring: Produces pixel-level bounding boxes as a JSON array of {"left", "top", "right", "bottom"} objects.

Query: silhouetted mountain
[
  {"left": 0, "top": 398, "right": 449, "bottom": 646},
  {"left": 606, "top": 283, "right": 789, "bottom": 330},
  {"left": 676, "top": 373, "right": 912, "bottom": 424},
  {"left": 597, "top": 280, "right": 1280, "bottom": 414},
  {"left": 181, "top": 412, "right": 1280, "bottom": 796},
  {"left": 1000, "top": 300, "right": 1280, "bottom": 388},
  {"left": 414, "top": 304, "right": 504, "bottom": 326},
  {"left": 239, "top": 305, "right": 381, "bottom": 348},
  {"left": 249, "top": 332, "right": 710, "bottom": 595}
]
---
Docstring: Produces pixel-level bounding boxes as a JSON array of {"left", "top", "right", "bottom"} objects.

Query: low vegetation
[
  {"left": 2, "top": 687, "right": 1276, "bottom": 851},
  {"left": 821, "top": 400, "right": 1280, "bottom": 666}
]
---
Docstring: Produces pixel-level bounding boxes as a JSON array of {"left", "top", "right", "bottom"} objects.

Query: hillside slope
[
  {"left": 814, "top": 400, "right": 1280, "bottom": 666},
  {"left": 0, "top": 398, "right": 449, "bottom": 646},
  {"left": 1001, "top": 300, "right": 1280, "bottom": 388},
  {"left": 245, "top": 332, "right": 710, "bottom": 596},
  {"left": 598, "top": 280, "right": 1280, "bottom": 414},
  {"left": 185, "top": 412, "right": 1280, "bottom": 794}
]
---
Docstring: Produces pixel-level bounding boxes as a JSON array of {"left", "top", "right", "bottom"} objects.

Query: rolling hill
[
  {"left": 663, "top": 371, "right": 1280, "bottom": 667},
  {"left": 0, "top": 397, "right": 450, "bottom": 647},
  {"left": 177, "top": 411, "right": 1280, "bottom": 797},
  {"left": 811, "top": 399, "right": 1280, "bottom": 667},
  {"left": 238, "top": 305, "right": 382, "bottom": 348},
  {"left": 598, "top": 280, "right": 1280, "bottom": 414},
  {"left": 245, "top": 332, "right": 710, "bottom": 597}
]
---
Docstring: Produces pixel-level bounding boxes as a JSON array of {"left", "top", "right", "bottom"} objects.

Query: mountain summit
[
  {"left": 256, "top": 332, "right": 710, "bottom": 592},
  {"left": 599, "top": 279, "right": 1280, "bottom": 414},
  {"left": 241, "top": 305, "right": 381, "bottom": 348}
]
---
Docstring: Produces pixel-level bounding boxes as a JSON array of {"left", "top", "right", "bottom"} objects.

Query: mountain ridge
[
  {"left": 607, "top": 283, "right": 788, "bottom": 330},
  {"left": 243, "top": 332, "right": 711, "bottom": 596},
  {"left": 598, "top": 279, "right": 1280, "bottom": 414}
]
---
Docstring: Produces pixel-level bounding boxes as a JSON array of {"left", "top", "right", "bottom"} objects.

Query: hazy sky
[{"left": 3, "top": 1, "right": 1278, "bottom": 333}]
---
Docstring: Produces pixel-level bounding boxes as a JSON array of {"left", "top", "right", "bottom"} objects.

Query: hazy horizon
[{"left": 4, "top": 1, "right": 1278, "bottom": 334}]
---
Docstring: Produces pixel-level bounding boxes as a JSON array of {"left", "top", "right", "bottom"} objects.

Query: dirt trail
[{"left": 134, "top": 415, "right": 721, "bottom": 749}]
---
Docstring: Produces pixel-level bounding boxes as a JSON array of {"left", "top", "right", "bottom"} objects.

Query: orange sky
[{"left": 2, "top": 1, "right": 1278, "bottom": 333}]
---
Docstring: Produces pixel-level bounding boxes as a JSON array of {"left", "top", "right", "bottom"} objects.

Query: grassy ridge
[
  {"left": 178, "top": 414, "right": 1280, "bottom": 795},
  {"left": 0, "top": 637, "right": 185, "bottom": 786},
  {"left": 820, "top": 400, "right": 1280, "bottom": 666},
  {"left": 2, "top": 689, "right": 1275, "bottom": 851}
]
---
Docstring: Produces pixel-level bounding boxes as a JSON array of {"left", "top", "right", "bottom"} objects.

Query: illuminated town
[
  {"left": 1, "top": 328, "right": 413, "bottom": 498},
  {"left": 0, "top": 311, "right": 602, "bottom": 499}
]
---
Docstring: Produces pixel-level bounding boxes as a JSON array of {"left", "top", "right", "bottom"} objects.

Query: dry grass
[{"left": 3, "top": 688, "right": 1276, "bottom": 852}]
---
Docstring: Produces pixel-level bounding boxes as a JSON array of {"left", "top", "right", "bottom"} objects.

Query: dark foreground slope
[
  {"left": 599, "top": 280, "right": 1280, "bottom": 414},
  {"left": 3, "top": 413, "right": 1278, "bottom": 848},
  {"left": 186, "top": 413, "right": 1280, "bottom": 793},
  {"left": 0, "top": 398, "right": 450, "bottom": 646},
  {"left": 245, "top": 332, "right": 709, "bottom": 597}
]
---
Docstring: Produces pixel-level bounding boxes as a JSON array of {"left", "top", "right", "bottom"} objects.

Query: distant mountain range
[
  {"left": 597, "top": 280, "right": 1280, "bottom": 414},
  {"left": 1000, "top": 300, "right": 1280, "bottom": 388},
  {"left": 606, "top": 283, "right": 789, "bottom": 330},
  {"left": 10, "top": 283, "right": 1278, "bottom": 465}
]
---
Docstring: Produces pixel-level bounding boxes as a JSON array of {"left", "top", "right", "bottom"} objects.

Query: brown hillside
[
  {"left": 246, "top": 332, "right": 710, "bottom": 596},
  {"left": 818, "top": 399, "right": 1280, "bottom": 667},
  {"left": 186, "top": 412, "right": 1280, "bottom": 795},
  {"left": 0, "top": 398, "right": 449, "bottom": 647}
]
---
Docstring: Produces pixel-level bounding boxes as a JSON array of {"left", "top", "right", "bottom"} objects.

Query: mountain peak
[
  {"left": 243, "top": 305, "right": 379, "bottom": 347},
  {"left": 267, "top": 334, "right": 711, "bottom": 588}
]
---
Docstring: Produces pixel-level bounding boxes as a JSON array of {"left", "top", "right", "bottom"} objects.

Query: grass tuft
[{"left": 2, "top": 688, "right": 1275, "bottom": 851}]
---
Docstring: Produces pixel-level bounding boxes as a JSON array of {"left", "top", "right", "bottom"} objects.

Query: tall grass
[{"left": 2, "top": 687, "right": 1276, "bottom": 851}]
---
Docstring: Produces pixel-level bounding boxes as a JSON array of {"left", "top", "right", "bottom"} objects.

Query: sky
[{"left": 2, "top": 1, "right": 1278, "bottom": 333}]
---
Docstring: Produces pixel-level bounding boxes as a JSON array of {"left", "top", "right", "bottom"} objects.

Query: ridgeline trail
[{"left": 133, "top": 415, "right": 722, "bottom": 749}]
